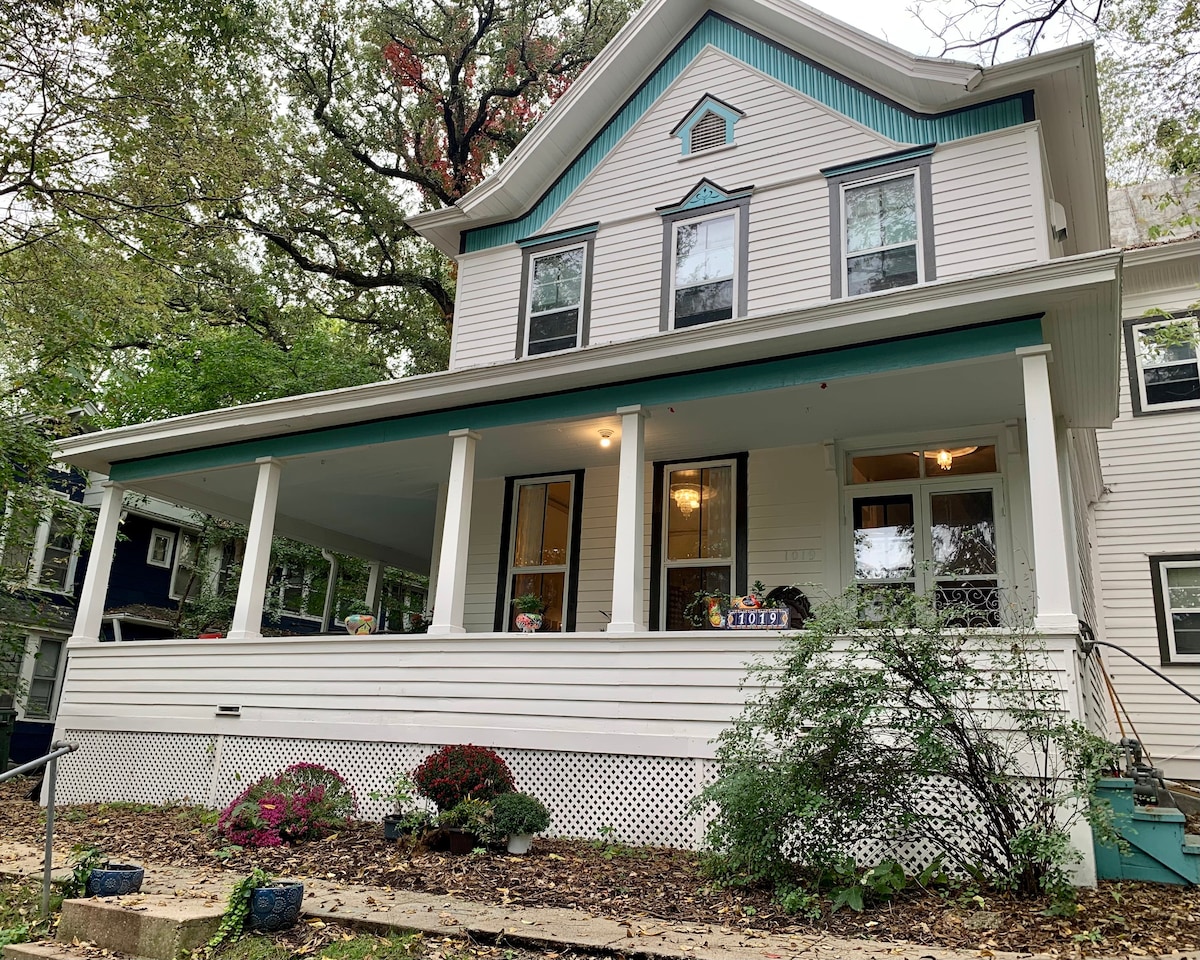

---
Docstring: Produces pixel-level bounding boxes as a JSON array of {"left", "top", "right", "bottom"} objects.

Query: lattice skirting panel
[{"left": 56, "top": 729, "right": 718, "bottom": 849}]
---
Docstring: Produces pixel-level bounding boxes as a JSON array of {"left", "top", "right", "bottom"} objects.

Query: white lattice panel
[
  {"left": 58, "top": 730, "right": 217, "bottom": 805},
  {"left": 55, "top": 730, "right": 717, "bottom": 849}
]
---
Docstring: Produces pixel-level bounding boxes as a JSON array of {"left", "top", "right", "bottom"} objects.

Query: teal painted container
[{"left": 1094, "top": 777, "right": 1200, "bottom": 885}]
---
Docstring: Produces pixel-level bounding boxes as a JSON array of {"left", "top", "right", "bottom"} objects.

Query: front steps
[
  {"left": 1094, "top": 777, "right": 1200, "bottom": 884},
  {"left": 3, "top": 895, "right": 224, "bottom": 960}
]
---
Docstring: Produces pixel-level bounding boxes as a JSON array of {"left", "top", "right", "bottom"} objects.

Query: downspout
[{"left": 320, "top": 550, "right": 340, "bottom": 633}]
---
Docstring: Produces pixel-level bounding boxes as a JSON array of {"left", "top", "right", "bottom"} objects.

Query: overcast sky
[{"left": 801, "top": 0, "right": 945, "bottom": 57}]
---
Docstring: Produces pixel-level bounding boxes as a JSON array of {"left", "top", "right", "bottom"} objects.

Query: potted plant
[
  {"left": 512, "top": 594, "right": 544, "bottom": 632},
  {"left": 370, "top": 773, "right": 429, "bottom": 841},
  {"left": 491, "top": 791, "right": 551, "bottom": 854},
  {"left": 437, "top": 797, "right": 494, "bottom": 854},
  {"left": 71, "top": 847, "right": 144, "bottom": 898},
  {"left": 208, "top": 867, "right": 304, "bottom": 949}
]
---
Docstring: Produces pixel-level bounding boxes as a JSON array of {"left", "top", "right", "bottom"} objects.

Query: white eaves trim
[{"left": 58, "top": 251, "right": 1122, "bottom": 475}]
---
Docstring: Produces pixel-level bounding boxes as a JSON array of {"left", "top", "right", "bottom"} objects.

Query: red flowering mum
[
  {"left": 412, "top": 744, "right": 514, "bottom": 811},
  {"left": 217, "top": 763, "right": 357, "bottom": 847}
]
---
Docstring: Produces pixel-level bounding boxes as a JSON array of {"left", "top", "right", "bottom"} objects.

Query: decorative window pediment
[
  {"left": 657, "top": 178, "right": 752, "bottom": 216},
  {"left": 670, "top": 95, "right": 744, "bottom": 156}
]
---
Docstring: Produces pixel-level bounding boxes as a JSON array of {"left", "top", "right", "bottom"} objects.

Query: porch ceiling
[{"left": 129, "top": 352, "right": 1027, "bottom": 571}]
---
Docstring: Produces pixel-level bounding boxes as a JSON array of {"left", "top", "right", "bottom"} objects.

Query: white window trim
[
  {"left": 669, "top": 208, "right": 740, "bottom": 329},
  {"left": 841, "top": 441, "right": 1007, "bottom": 605},
  {"left": 1159, "top": 558, "right": 1200, "bottom": 663},
  {"left": 523, "top": 243, "right": 587, "bottom": 357},
  {"left": 1131, "top": 316, "right": 1200, "bottom": 413},
  {"left": 169, "top": 530, "right": 201, "bottom": 601},
  {"left": 147, "top": 527, "right": 176, "bottom": 569},
  {"left": 658, "top": 457, "right": 739, "bottom": 627},
  {"left": 841, "top": 169, "right": 924, "bottom": 297},
  {"left": 504, "top": 474, "right": 577, "bottom": 627},
  {"left": 23, "top": 635, "right": 65, "bottom": 720}
]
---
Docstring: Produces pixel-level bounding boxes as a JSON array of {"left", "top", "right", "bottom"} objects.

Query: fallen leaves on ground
[{"left": 4, "top": 777, "right": 1199, "bottom": 956}]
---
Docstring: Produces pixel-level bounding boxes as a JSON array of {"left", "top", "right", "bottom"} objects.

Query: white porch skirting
[{"left": 51, "top": 631, "right": 1103, "bottom": 853}]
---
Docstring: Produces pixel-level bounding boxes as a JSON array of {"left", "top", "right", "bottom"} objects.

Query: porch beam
[
  {"left": 1018, "top": 345, "right": 1077, "bottom": 633},
  {"left": 228, "top": 457, "right": 282, "bottom": 640},
  {"left": 608, "top": 405, "right": 649, "bottom": 633},
  {"left": 69, "top": 481, "right": 125, "bottom": 644},
  {"left": 428, "top": 430, "right": 480, "bottom": 636}
]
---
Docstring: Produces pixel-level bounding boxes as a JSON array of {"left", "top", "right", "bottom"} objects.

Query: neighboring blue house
[{"left": 3, "top": 477, "right": 426, "bottom": 765}]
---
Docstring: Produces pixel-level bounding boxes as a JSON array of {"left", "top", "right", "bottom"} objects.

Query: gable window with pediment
[{"left": 658, "top": 180, "right": 751, "bottom": 331}]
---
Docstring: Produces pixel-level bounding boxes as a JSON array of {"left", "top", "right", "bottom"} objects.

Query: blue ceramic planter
[
  {"left": 85, "top": 864, "right": 144, "bottom": 897},
  {"left": 248, "top": 881, "right": 304, "bottom": 931}
]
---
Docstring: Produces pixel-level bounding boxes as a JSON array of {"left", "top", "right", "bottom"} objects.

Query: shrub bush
[
  {"left": 413, "top": 744, "right": 514, "bottom": 811},
  {"left": 696, "top": 588, "right": 1117, "bottom": 902},
  {"left": 217, "top": 762, "right": 357, "bottom": 847},
  {"left": 492, "top": 791, "right": 551, "bottom": 835}
]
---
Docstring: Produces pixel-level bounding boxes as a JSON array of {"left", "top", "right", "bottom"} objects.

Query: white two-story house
[{"left": 48, "top": 0, "right": 1118, "bottom": 872}]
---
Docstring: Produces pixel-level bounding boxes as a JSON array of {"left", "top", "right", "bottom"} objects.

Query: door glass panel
[
  {"left": 852, "top": 495, "right": 914, "bottom": 580},
  {"left": 509, "top": 571, "right": 565, "bottom": 632},
  {"left": 930, "top": 491, "right": 996, "bottom": 577},
  {"left": 508, "top": 479, "right": 573, "bottom": 631}
]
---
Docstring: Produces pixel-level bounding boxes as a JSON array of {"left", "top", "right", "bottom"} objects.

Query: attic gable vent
[
  {"left": 671, "top": 94, "right": 744, "bottom": 157},
  {"left": 690, "top": 111, "right": 727, "bottom": 153}
]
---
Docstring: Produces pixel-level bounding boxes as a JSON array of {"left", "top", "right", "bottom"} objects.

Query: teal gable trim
[
  {"left": 517, "top": 223, "right": 599, "bottom": 248},
  {"left": 462, "top": 12, "right": 1031, "bottom": 254},
  {"left": 109, "top": 318, "right": 1043, "bottom": 483}
]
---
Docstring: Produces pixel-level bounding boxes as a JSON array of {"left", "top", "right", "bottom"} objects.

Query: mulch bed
[{"left": 4, "top": 777, "right": 1199, "bottom": 957}]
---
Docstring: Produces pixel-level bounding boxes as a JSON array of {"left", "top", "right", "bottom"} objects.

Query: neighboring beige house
[
  {"left": 47, "top": 0, "right": 1119, "bottom": 879},
  {"left": 1094, "top": 181, "right": 1200, "bottom": 780}
]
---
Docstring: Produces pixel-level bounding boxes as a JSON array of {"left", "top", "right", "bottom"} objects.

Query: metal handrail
[{"left": 1, "top": 740, "right": 78, "bottom": 917}]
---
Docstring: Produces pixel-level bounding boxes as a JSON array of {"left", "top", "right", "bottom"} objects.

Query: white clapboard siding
[
  {"left": 1094, "top": 300, "right": 1200, "bottom": 779},
  {"left": 747, "top": 446, "right": 829, "bottom": 595},
  {"left": 451, "top": 247, "right": 522, "bottom": 370},
  {"left": 463, "top": 478, "right": 505, "bottom": 631},
  {"left": 931, "top": 127, "right": 1042, "bottom": 280}
]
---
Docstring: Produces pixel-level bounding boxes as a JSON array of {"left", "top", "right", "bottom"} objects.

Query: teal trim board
[
  {"left": 462, "top": 12, "right": 1031, "bottom": 253},
  {"left": 109, "top": 318, "right": 1043, "bottom": 483}
]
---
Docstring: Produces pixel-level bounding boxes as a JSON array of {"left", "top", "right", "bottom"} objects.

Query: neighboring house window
[
  {"left": 495, "top": 472, "right": 584, "bottom": 632},
  {"left": 516, "top": 228, "right": 596, "bottom": 358},
  {"left": 0, "top": 494, "right": 82, "bottom": 595},
  {"left": 670, "top": 95, "right": 744, "bottom": 156},
  {"left": 1125, "top": 315, "right": 1200, "bottom": 415},
  {"left": 658, "top": 183, "right": 751, "bottom": 331},
  {"left": 147, "top": 528, "right": 176, "bottom": 568},
  {"left": 272, "top": 561, "right": 329, "bottom": 619},
  {"left": 824, "top": 147, "right": 935, "bottom": 299},
  {"left": 846, "top": 444, "right": 1001, "bottom": 625},
  {"left": 24, "top": 637, "right": 63, "bottom": 718},
  {"left": 1150, "top": 555, "right": 1200, "bottom": 664},
  {"left": 651, "top": 455, "right": 748, "bottom": 630},
  {"left": 170, "top": 532, "right": 199, "bottom": 601}
]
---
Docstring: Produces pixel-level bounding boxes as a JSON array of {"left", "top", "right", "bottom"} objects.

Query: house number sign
[{"left": 723, "top": 608, "right": 790, "bottom": 629}]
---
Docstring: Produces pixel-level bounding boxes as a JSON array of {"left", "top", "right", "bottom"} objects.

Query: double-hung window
[
  {"left": 499, "top": 474, "right": 580, "bottom": 632},
  {"left": 847, "top": 444, "right": 1002, "bottom": 625},
  {"left": 517, "top": 229, "right": 595, "bottom": 358},
  {"left": 824, "top": 148, "right": 934, "bottom": 299},
  {"left": 1150, "top": 555, "right": 1200, "bottom": 664},
  {"left": 671, "top": 211, "right": 737, "bottom": 327},
  {"left": 0, "top": 493, "right": 82, "bottom": 594},
  {"left": 1126, "top": 316, "right": 1200, "bottom": 414},
  {"left": 652, "top": 456, "right": 747, "bottom": 630}
]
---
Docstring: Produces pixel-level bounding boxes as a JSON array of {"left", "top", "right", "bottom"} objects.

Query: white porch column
[
  {"left": 428, "top": 429, "right": 479, "bottom": 636},
  {"left": 364, "top": 560, "right": 384, "bottom": 616},
  {"left": 228, "top": 457, "right": 283, "bottom": 640},
  {"left": 1018, "top": 345, "right": 1077, "bottom": 633},
  {"left": 608, "top": 405, "right": 649, "bottom": 633},
  {"left": 69, "top": 481, "right": 125, "bottom": 644}
]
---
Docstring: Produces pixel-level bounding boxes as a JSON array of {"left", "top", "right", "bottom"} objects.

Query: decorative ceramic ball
[{"left": 344, "top": 614, "right": 377, "bottom": 635}]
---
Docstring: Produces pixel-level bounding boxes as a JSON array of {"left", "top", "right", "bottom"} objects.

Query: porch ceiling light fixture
[
  {"left": 598, "top": 428, "right": 614, "bottom": 448},
  {"left": 918, "top": 446, "right": 979, "bottom": 471},
  {"left": 671, "top": 482, "right": 714, "bottom": 518}
]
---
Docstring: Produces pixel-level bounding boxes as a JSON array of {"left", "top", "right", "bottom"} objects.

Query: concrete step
[
  {"left": 3, "top": 941, "right": 103, "bottom": 960},
  {"left": 55, "top": 895, "right": 224, "bottom": 960}
]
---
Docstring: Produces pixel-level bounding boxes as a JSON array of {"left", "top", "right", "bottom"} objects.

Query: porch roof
[{"left": 62, "top": 252, "right": 1121, "bottom": 480}]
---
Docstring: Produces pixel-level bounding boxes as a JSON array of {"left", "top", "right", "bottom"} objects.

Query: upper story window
[
  {"left": 516, "top": 227, "right": 596, "bottom": 358},
  {"left": 671, "top": 95, "right": 744, "bottom": 157},
  {"left": 1150, "top": 555, "right": 1200, "bottom": 664},
  {"left": 658, "top": 180, "right": 751, "bottom": 331},
  {"left": 1125, "top": 315, "right": 1200, "bottom": 415},
  {"left": 823, "top": 146, "right": 935, "bottom": 299},
  {"left": 0, "top": 492, "right": 83, "bottom": 595},
  {"left": 147, "top": 528, "right": 176, "bottom": 569}
]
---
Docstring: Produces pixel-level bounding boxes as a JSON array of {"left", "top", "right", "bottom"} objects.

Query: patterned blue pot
[
  {"left": 247, "top": 881, "right": 304, "bottom": 932},
  {"left": 85, "top": 864, "right": 144, "bottom": 897}
]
